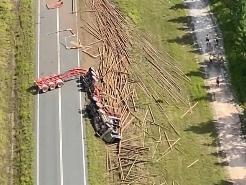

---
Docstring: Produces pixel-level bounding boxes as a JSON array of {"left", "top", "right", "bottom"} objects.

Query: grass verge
[
  {"left": 14, "top": 0, "right": 35, "bottom": 184},
  {"left": 0, "top": 1, "right": 15, "bottom": 184},
  {"left": 85, "top": 118, "right": 108, "bottom": 185},
  {"left": 113, "top": 0, "right": 226, "bottom": 184},
  {"left": 78, "top": 0, "right": 108, "bottom": 184}
]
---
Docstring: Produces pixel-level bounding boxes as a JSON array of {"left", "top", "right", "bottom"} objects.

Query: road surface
[
  {"left": 185, "top": 0, "right": 246, "bottom": 184},
  {"left": 36, "top": 0, "right": 87, "bottom": 184}
]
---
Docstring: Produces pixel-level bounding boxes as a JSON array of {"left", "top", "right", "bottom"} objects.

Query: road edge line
[
  {"left": 36, "top": 0, "right": 40, "bottom": 185},
  {"left": 75, "top": 0, "right": 87, "bottom": 184},
  {"left": 57, "top": 8, "right": 64, "bottom": 185}
]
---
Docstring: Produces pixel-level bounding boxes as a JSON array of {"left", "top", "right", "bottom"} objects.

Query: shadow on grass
[
  {"left": 177, "top": 26, "right": 190, "bottom": 32},
  {"left": 170, "top": 1, "right": 210, "bottom": 10},
  {"left": 214, "top": 161, "right": 229, "bottom": 166},
  {"left": 210, "top": 150, "right": 226, "bottom": 158},
  {"left": 167, "top": 33, "right": 194, "bottom": 46},
  {"left": 185, "top": 120, "right": 221, "bottom": 161},
  {"left": 185, "top": 68, "right": 204, "bottom": 78},
  {"left": 26, "top": 85, "right": 38, "bottom": 95},
  {"left": 167, "top": 16, "right": 192, "bottom": 24},
  {"left": 214, "top": 180, "right": 234, "bottom": 185},
  {"left": 170, "top": 3, "right": 187, "bottom": 10},
  {"left": 185, "top": 120, "right": 217, "bottom": 137},
  {"left": 193, "top": 95, "right": 209, "bottom": 102},
  {"left": 167, "top": 14, "right": 223, "bottom": 48},
  {"left": 187, "top": 114, "right": 246, "bottom": 169}
]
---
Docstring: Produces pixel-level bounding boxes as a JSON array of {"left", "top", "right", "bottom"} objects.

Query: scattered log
[
  {"left": 164, "top": 131, "right": 171, "bottom": 149},
  {"left": 187, "top": 159, "right": 199, "bottom": 168},
  {"left": 181, "top": 102, "right": 198, "bottom": 119},
  {"left": 156, "top": 138, "right": 181, "bottom": 162},
  {"left": 124, "top": 155, "right": 138, "bottom": 181}
]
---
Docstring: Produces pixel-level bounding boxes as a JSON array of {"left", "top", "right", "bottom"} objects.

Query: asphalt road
[{"left": 36, "top": 0, "right": 87, "bottom": 185}]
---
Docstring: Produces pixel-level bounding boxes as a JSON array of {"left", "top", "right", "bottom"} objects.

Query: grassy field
[
  {"left": 114, "top": 0, "right": 226, "bottom": 184},
  {"left": 85, "top": 119, "right": 109, "bottom": 185},
  {"left": 14, "top": 0, "right": 35, "bottom": 184},
  {"left": 78, "top": 0, "right": 109, "bottom": 184},
  {"left": 210, "top": 1, "right": 246, "bottom": 129},
  {"left": 82, "top": 0, "right": 228, "bottom": 184},
  {"left": 0, "top": 1, "right": 34, "bottom": 184},
  {"left": 0, "top": 1, "right": 15, "bottom": 184}
]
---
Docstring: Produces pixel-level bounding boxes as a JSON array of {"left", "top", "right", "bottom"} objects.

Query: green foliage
[
  {"left": 0, "top": 1, "right": 14, "bottom": 184},
  {"left": 112, "top": 0, "right": 226, "bottom": 184},
  {"left": 14, "top": 0, "right": 35, "bottom": 184},
  {"left": 210, "top": 0, "right": 246, "bottom": 107},
  {"left": 86, "top": 120, "right": 108, "bottom": 185}
]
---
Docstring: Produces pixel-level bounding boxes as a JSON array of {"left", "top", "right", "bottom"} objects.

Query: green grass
[
  {"left": 210, "top": 0, "right": 246, "bottom": 131},
  {"left": 0, "top": 1, "right": 34, "bottom": 184},
  {"left": 82, "top": 0, "right": 228, "bottom": 184},
  {"left": 78, "top": 0, "right": 109, "bottom": 183},
  {"left": 14, "top": 0, "right": 35, "bottom": 184},
  {"left": 0, "top": 1, "right": 15, "bottom": 184},
  {"left": 85, "top": 119, "right": 109, "bottom": 185},
  {"left": 114, "top": 0, "right": 227, "bottom": 184}
]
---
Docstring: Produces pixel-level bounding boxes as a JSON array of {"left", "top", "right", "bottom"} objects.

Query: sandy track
[{"left": 185, "top": 0, "right": 246, "bottom": 184}]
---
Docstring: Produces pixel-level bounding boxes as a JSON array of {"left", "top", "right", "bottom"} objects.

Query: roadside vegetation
[
  {"left": 14, "top": 0, "right": 35, "bottom": 184},
  {"left": 114, "top": 0, "right": 226, "bottom": 184},
  {"left": 0, "top": 0, "right": 35, "bottom": 184},
  {"left": 83, "top": 0, "right": 227, "bottom": 184},
  {"left": 210, "top": 0, "right": 246, "bottom": 129},
  {"left": 0, "top": 1, "right": 15, "bottom": 184},
  {"left": 85, "top": 120, "right": 108, "bottom": 185}
]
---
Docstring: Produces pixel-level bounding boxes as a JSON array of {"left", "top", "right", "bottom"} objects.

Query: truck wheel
[
  {"left": 42, "top": 84, "right": 49, "bottom": 93},
  {"left": 56, "top": 79, "right": 64, "bottom": 88},
  {"left": 49, "top": 82, "right": 56, "bottom": 90},
  {"left": 89, "top": 67, "right": 96, "bottom": 73},
  {"left": 95, "top": 102, "right": 103, "bottom": 109}
]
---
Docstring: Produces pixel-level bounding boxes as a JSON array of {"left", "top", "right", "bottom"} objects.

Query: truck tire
[
  {"left": 89, "top": 67, "right": 96, "bottom": 73},
  {"left": 49, "top": 82, "right": 56, "bottom": 90},
  {"left": 42, "top": 84, "right": 49, "bottom": 93},
  {"left": 56, "top": 79, "right": 64, "bottom": 88}
]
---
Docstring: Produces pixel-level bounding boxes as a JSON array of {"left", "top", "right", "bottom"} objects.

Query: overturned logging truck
[{"left": 34, "top": 67, "right": 121, "bottom": 143}]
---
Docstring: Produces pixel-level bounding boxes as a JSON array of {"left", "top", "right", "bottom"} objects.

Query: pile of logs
[
  {"left": 82, "top": 0, "right": 142, "bottom": 182},
  {"left": 85, "top": 1, "right": 144, "bottom": 182},
  {"left": 81, "top": 0, "right": 189, "bottom": 183},
  {"left": 106, "top": 143, "right": 149, "bottom": 184},
  {"left": 134, "top": 36, "right": 191, "bottom": 105}
]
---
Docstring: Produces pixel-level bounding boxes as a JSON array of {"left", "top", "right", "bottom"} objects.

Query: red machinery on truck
[
  {"left": 34, "top": 68, "right": 88, "bottom": 93},
  {"left": 34, "top": 67, "right": 121, "bottom": 143}
]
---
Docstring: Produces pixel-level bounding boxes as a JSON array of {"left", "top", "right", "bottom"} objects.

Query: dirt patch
[{"left": 78, "top": 0, "right": 101, "bottom": 70}]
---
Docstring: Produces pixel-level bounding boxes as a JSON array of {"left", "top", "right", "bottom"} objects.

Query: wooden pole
[
  {"left": 72, "top": 0, "right": 75, "bottom": 14},
  {"left": 187, "top": 159, "right": 199, "bottom": 168},
  {"left": 181, "top": 102, "right": 198, "bottom": 119}
]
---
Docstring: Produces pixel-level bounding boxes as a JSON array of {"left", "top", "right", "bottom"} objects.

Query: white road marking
[
  {"left": 75, "top": 0, "right": 87, "bottom": 184},
  {"left": 36, "top": 0, "right": 41, "bottom": 185},
  {"left": 37, "top": 2, "right": 85, "bottom": 184},
  {"left": 57, "top": 8, "right": 64, "bottom": 185}
]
